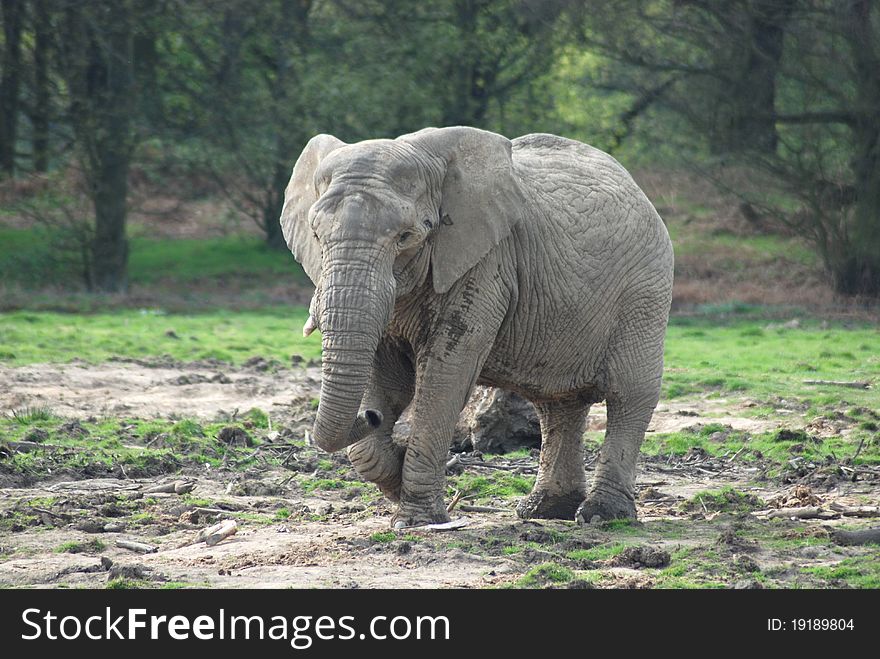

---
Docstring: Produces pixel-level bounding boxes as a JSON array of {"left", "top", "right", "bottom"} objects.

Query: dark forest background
[{"left": 0, "top": 0, "right": 878, "bottom": 301}]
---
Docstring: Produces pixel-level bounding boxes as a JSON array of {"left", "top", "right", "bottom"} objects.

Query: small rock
[
  {"left": 610, "top": 545, "right": 671, "bottom": 569},
  {"left": 59, "top": 420, "right": 89, "bottom": 438},
  {"left": 217, "top": 426, "right": 252, "bottom": 447},
  {"left": 24, "top": 428, "right": 49, "bottom": 443},
  {"left": 108, "top": 564, "right": 147, "bottom": 580},
  {"left": 734, "top": 555, "right": 760, "bottom": 573},
  {"left": 395, "top": 541, "right": 412, "bottom": 555},
  {"left": 100, "top": 556, "right": 113, "bottom": 570},
  {"left": 75, "top": 520, "right": 106, "bottom": 533},
  {"left": 734, "top": 579, "right": 764, "bottom": 589}
]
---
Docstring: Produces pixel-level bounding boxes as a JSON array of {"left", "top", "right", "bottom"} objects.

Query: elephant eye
[{"left": 398, "top": 231, "right": 412, "bottom": 245}]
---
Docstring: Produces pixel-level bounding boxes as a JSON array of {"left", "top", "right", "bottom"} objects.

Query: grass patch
[
  {"left": 55, "top": 539, "right": 106, "bottom": 554},
  {"left": 0, "top": 307, "right": 320, "bottom": 366},
  {"left": 9, "top": 406, "right": 56, "bottom": 425},
  {"left": 449, "top": 472, "right": 534, "bottom": 502},
  {"left": 684, "top": 487, "right": 763, "bottom": 513},
  {"left": 567, "top": 543, "right": 630, "bottom": 562},
  {"left": 516, "top": 563, "right": 575, "bottom": 588},
  {"left": 802, "top": 556, "right": 880, "bottom": 588},
  {"left": 0, "top": 415, "right": 274, "bottom": 484},
  {"left": 300, "top": 477, "right": 350, "bottom": 493},
  {"left": 370, "top": 531, "right": 397, "bottom": 544},
  {"left": 662, "top": 319, "right": 879, "bottom": 411},
  {"left": 106, "top": 578, "right": 149, "bottom": 589}
]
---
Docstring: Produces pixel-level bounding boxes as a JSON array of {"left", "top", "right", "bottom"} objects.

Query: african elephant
[{"left": 280, "top": 126, "right": 673, "bottom": 528}]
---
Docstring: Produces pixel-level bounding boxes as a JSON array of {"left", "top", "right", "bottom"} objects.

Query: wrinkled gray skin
[{"left": 280, "top": 127, "right": 673, "bottom": 528}]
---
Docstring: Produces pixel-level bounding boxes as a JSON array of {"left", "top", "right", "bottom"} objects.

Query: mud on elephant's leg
[
  {"left": 345, "top": 340, "right": 414, "bottom": 502},
  {"left": 517, "top": 397, "right": 589, "bottom": 520}
]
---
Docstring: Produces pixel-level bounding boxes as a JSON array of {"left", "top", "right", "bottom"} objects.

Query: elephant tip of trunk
[
  {"left": 363, "top": 408, "right": 383, "bottom": 429},
  {"left": 312, "top": 408, "right": 383, "bottom": 453}
]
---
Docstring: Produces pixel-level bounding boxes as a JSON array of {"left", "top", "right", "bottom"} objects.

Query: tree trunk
[
  {"left": 61, "top": 2, "right": 136, "bottom": 292},
  {"left": 710, "top": 0, "right": 795, "bottom": 155},
  {"left": 835, "top": 0, "right": 880, "bottom": 297},
  {"left": 30, "top": 0, "right": 50, "bottom": 173},
  {"left": 0, "top": 0, "right": 25, "bottom": 177},
  {"left": 263, "top": 157, "right": 287, "bottom": 251}
]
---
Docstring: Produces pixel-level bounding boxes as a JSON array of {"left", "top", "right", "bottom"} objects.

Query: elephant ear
[
  {"left": 400, "top": 126, "right": 527, "bottom": 294},
  {"left": 280, "top": 134, "right": 346, "bottom": 284}
]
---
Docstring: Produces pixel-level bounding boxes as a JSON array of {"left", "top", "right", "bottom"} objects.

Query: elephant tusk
[{"left": 302, "top": 315, "right": 318, "bottom": 337}]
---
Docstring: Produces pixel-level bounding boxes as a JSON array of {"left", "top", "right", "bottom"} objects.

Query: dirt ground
[{"left": 1, "top": 360, "right": 877, "bottom": 589}]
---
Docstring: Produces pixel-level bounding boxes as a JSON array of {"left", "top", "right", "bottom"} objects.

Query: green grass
[
  {"left": 9, "top": 406, "right": 56, "bottom": 425},
  {"left": 0, "top": 228, "right": 306, "bottom": 289},
  {"left": 567, "top": 542, "right": 630, "bottom": 562},
  {"left": 448, "top": 472, "right": 535, "bottom": 502},
  {"left": 55, "top": 539, "right": 106, "bottom": 554},
  {"left": 801, "top": 556, "right": 880, "bottom": 588},
  {"left": 641, "top": 423, "right": 880, "bottom": 469},
  {"left": 370, "top": 531, "right": 397, "bottom": 543},
  {"left": 684, "top": 487, "right": 763, "bottom": 513},
  {"left": 662, "top": 319, "right": 879, "bottom": 409},
  {"left": 0, "top": 414, "right": 283, "bottom": 482},
  {"left": 515, "top": 563, "right": 575, "bottom": 588},
  {"left": 0, "top": 307, "right": 320, "bottom": 365}
]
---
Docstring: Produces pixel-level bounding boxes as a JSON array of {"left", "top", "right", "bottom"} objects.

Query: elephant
[{"left": 280, "top": 126, "right": 673, "bottom": 528}]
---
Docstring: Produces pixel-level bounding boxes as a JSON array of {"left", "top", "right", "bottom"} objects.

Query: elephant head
[{"left": 280, "top": 126, "right": 527, "bottom": 454}]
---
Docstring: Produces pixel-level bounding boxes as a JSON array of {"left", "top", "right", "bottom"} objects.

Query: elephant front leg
[{"left": 392, "top": 307, "right": 504, "bottom": 528}]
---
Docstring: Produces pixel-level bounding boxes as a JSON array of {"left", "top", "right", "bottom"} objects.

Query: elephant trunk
[{"left": 311, "top": 246, "right": 392, "bottom": 453}]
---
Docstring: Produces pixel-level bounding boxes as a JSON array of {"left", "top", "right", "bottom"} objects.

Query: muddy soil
[{"left": 1, "top": 360, "right": 877, "bottom": 589}]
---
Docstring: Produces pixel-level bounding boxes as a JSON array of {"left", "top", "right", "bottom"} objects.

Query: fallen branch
[
  {"left": 459, "top": 504, "right": 506, "bottom": 513},
  {"left": 831, "top": 527, "right": 880, "bottom": 546},
  {"left": 754, "top": 506, "right": 837, "bottom": 520},
  {"left": 803, "top": 379, "right": 871, "bottom": 389},
  {"left": 116, "top": 539, "right": 158, "bottom": 554},
  {"left": 828, "top": 502, "right": 880, "bottom": 517},
  {"left": 196, "top": 519, "right": 238, "bottom": 546},
  {"left": 446, "top": 490, "right": 464, "bottom": 514},
  {"left": 143, "top": 481, "right": 195, "bottom": 495}
]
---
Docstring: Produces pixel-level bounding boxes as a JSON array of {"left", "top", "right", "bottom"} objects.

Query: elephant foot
[
  {"left": 347, "top": 437, "right": 405, "bottom": 503},
  {"left": 391, "top": 494, "right": 450, "bottom": 529},
  {"left": 575, "top": 490, "right": 637, "bottom": 525},
  {"left": 516, "top": 488, "right": 585, "bottom": 520}
]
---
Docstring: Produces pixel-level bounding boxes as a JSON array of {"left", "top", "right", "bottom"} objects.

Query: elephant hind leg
[
  {"left": 577, "top": 306, "right": 666, "bottom": 524},
  {"left": 517, "top": 396, "right": 589, "bottom": 520}
]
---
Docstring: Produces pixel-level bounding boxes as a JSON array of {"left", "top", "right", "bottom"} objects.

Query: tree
[
  {"left": 578, "top": 0, "right": 795, "bottom": 156},
  {"left": 158, "top": 0, "right": 315, "bottom": 250},
  {"left": 0, "top": 0, "right": 25, "bottom": 176},
  {"left": 29, "top": 0, "right": 51, "bottom": 172},
  {"left": 56, "top": 1, "right": 139, "bottom": 292},
  {"left": 760, "top": 0, "right": 880, "bottom": 296}
]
